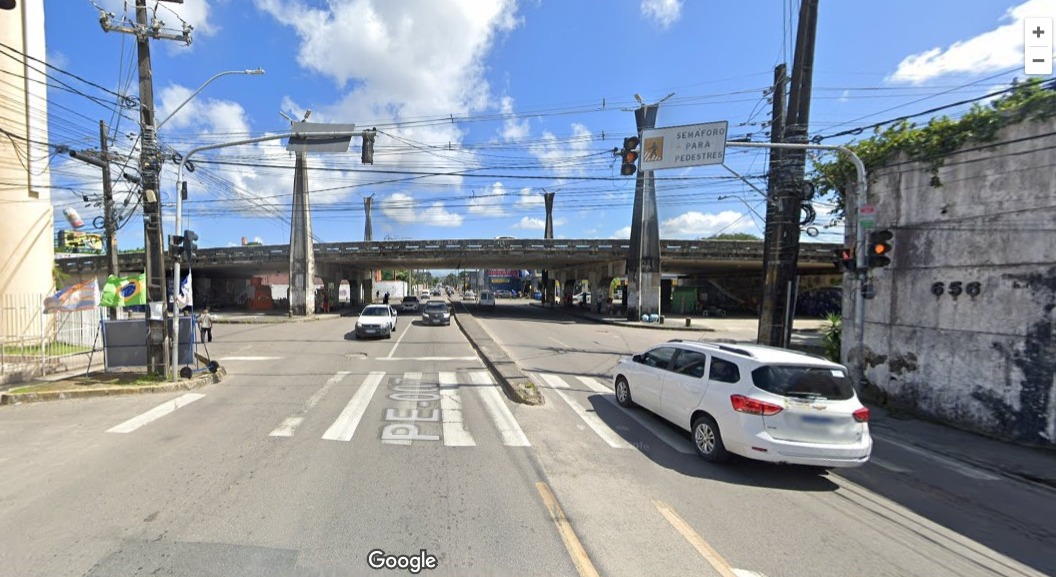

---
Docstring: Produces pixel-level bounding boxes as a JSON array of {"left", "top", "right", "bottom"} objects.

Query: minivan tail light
[
  {"left": 730, "top": 394, "right": 783, "bottom": 416},
  {"left": 853, "top": 407, "right": 870, "bottom": 423}
]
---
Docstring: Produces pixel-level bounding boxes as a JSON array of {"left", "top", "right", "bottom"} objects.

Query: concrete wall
[
  {"left": 1, "top": 2, "right": 52, "bottom": 340},
  {"left": 856, "top": 117, "right": 1056, "bottom": 445}
]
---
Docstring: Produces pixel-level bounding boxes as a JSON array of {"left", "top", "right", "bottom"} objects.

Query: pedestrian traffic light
[
  {"left": 181, "top": 229, "right": 198, "bottom": 263},
  {"left": 832, "top": 246, "right": 856, "bottom": 272},
  {"left": 867, "top": 229, "right": 893, "bottom": 268},
  {"left": 620, "top": 136, "right": 640, "bottom": 176},
  {"left": 361, "top": 129, "right": 376, "bottom": 165}
]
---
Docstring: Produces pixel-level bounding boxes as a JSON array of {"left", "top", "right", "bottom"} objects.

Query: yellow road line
[
  {"left": 654, "top": 500, "right": 739, "bottom": 577},
  {"left": 536, "top": 482, "right": 602, "bottom": 577}
]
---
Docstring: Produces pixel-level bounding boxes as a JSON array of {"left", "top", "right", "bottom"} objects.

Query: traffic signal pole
[
  {"left": 727, "top": 141, "right": 870, "bottom": 383},
  {"left": 169, "top": 129, "right": 362, "bottom": 381}
]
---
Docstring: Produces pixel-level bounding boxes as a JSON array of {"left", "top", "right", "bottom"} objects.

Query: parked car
[
  {"left": 401, "top": 295, "right": 421, "bottom": 312},
  {"left": 477, "top": 290, "right": 495, "bottom": 310},
  {"left": 355, "top": 304, "right": 397, "bottom": 339},
  {"left": 422, "top": 300, "right": 451, "bottom": 325},
  {"left": 612, "top": 340, "right": 872, "bottom": 468}
]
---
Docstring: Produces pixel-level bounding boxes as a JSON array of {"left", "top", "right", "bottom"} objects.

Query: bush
[{"left": 821, "top": 313, "right": 841, "bottom": 363}]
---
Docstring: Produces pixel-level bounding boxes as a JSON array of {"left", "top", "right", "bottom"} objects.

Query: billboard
[{"left": 57, "top": 229, "right": 104, "bottom": 254}]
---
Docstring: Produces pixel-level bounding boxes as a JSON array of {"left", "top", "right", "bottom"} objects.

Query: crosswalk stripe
[
  {"left": 538, "top": 373, "right": 632, "bottom": 449},
  {"left": 439, "top": 372, "right": 476, "bottom": 446},
  {"left": 471, "top": 371, "right": 530, "bottom": 447},
  {"left": 106, "top": 393, "right": 205, "bottom": 434},
  {"left": 577, "top": 376, "right": 696, "bottom": 455},
  {"left": 322, "top": 372, "right": 385, "bottom": 442},
  {"left": 270, "top": 371, "right": 349, "bottom": 437}
]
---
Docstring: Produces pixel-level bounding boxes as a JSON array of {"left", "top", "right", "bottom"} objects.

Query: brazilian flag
[{"left": 101, "top": 273, "right": 147, "bottom": 307}]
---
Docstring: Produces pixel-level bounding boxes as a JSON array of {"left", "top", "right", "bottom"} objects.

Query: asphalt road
[{"left": 0, "top": 301, "right": 1052, "bottom": 577}]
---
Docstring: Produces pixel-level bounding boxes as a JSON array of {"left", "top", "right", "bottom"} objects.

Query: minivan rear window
[{"left": 751, "top": 365, "right": 855, "bottom": 400}]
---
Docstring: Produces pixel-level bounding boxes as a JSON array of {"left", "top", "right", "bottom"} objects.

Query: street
[{"left": 0, "top": 303, "right": 1053, "bottom": 577}]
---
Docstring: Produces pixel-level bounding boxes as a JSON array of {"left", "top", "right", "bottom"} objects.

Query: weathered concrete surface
[{"left": 849, "top": 117, "right": 1056, "bottom": 446}]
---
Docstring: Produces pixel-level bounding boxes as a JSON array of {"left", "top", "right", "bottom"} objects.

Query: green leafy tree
[
  {"left": 812, "top": 78, "right": 1056, "bottom": 217},
  {"left": 706, "top": 232, "right": 760, "bottom": 241},
  {"left": 821, "top": 312, "right": 842, "bottom": 363}
]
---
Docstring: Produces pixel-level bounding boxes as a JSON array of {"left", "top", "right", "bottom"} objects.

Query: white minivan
[{"left": 477, "top": 290, "right": 496, "bottom": 310}]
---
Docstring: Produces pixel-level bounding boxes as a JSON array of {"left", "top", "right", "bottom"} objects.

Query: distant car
[
  {"left": 401, "top": 296, "right": 421, "bottom": 312},
  {"left": 431, "top": 288, "right": 441, "bottom": 296},
  {"left": 573, "top": 292, "right": 592, "bottom": 304},
  {"left": 422, "top": 300, "right": 451, "bottom": 325},
  {"left": 463, "top": 290, "right": 476, "bottom": 300},
  {"left": 532, "top": 291, "right": 542, "bottom": 300},
  {"left": 477, "top": 290, "right": 495, "bottom": 310},
  {"left": 494, "top": 289, "right": 512, "bottom": 299},
  {"left": 419, "top": 291, "right": 431, "bottom": 300},
  {"left": 612, "top": 340, "right": 872, "bottom": 468},
  {"left": 355, "top": 305, "right": 397, "bottom": 339}
]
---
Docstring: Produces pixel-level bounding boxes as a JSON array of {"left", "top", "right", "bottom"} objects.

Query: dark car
[
  {"left": 422, "top": 300, "right": 451, "bottom": 325},
  {"left": 401, "top": 296, "right": 420, "bottom": 312}
]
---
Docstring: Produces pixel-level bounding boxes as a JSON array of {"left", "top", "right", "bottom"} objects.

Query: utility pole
[
  {"left": 363, "top": 194, "right": 374, "bottom": 241},
  {"left": 758, "top": 64, "right": 787, "bottom": 345},
  {"left": 541, "top": 189, "right": 555, "bottom": 305},
  {"left": 758, "top": 0, "right": 818, "bottom": 348},
  {"left": 99, "top": 121, "right": 119, "bottom": 320},
  {"left": 99, "top": 0, "right": 192, "bottom": 376}
]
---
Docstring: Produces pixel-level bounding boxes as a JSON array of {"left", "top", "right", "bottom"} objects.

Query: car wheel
[
  {"left": 614, "top": 376, "right": 635, "bottom": 408},
  {"left": 386, "top": 331, "right": 392, "bottom": 339},
  {"left": 692, "top": 415, "right": 729, "bottom": 463}
]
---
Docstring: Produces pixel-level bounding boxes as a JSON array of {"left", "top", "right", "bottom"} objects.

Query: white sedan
[{"left": 355, "top": 304, "right": 397, "bottom": 339}]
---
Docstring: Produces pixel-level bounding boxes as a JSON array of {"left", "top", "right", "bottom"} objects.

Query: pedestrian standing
[{"left": 198, "top": 307, "right": 214, "bottom": 342}]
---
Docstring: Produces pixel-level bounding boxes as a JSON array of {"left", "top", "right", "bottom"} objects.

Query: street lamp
[
  {"left": 167, "top": 68, "right": 264, "bottom": 379},
  {"left": 157, "top": 68, "right": 264, "bottom": 130}
]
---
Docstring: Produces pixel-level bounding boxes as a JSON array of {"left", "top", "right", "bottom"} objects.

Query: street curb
[
  {"left": 451, "top": 303, "right": 544, "bottom": 406},
  {"left": 530, "top": 302, "right": 717, "bottom": 331},
  {"left": 0, "top": 367, "right": 226, "bottom": 405}
]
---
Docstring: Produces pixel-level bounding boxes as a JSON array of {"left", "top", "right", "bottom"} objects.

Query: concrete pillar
[{"left": 288, "top": 152, "right": 315, "bottom": 316}]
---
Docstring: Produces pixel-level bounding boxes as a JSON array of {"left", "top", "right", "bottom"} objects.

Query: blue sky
[{"left": 40, "top": 0, "right": 1054, "bottom": 250}]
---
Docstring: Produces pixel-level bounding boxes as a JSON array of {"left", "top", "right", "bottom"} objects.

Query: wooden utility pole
[
  {"left": 98, "top": 120, "right": 119, "bottom": 320},
  {"left": 757, "top": 64, "right": 787, "bottom": 345},
  {"left": 99, "top": 0, "right": 191, "bottom": 375},
  {"left": 758, "top": 0, "right": 818, "bottom": 347}
]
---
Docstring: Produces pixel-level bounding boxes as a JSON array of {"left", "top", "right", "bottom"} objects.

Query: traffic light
[
  {"left": 181, "top": 229, "right": 199, "bottom": 263},
  {"left": 867, "top": 229, "right": 893, "bottom": 268},
  {"left": 361, "top": 129, "right": 376, "bottom": 165},
  {"left": 620, "top": 136, "right": 640, "bottom": 176},
  {"left": 832, "top": 246, "right": 856, "bottom": 272},
  {"left": 169, "top": 233, "right": 184, "bottom": 261}
]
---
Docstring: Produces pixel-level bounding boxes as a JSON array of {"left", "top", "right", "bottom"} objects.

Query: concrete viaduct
[{"left": 56, "top": 237, "right": 838, "bottom": 308}]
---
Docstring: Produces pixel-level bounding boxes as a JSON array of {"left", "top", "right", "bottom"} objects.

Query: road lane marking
[
  {"left": 383, "top": 320, "right": 412, "bottom": 359},
  {"left": 538, "top": 373, "right": 632, "bottom": 449},
  {"left": 577, "top": 376, "right": 695, "bottom": 455},
  {"left": 471, "top": 371, "right": 530, "bottom": 446},
  {"left": 654, "top": 500, "right": 740, "bottom": 577},
  {"left": 322, "top": 372, "right": 385, "bottom": 442},
  {"left": 106, "top": 393, "right": 205, "bottom": 433},
  {"left": 381, "top": 372, "right": 440, "bottom": 445},
  {"left": 270, "top": 371, "right": 349, "bottom": 437},
  {"left": 375, "top": 355, "right": 479, "bottom": 359},
  {"left": 549, "top": 337, "right": 570, "bottom": 348},
  {"left": 875, "top": 437, "right": 1001, "bottom": 481},
  {"left": 439, "top": 371, "right": 476, "bottom": 446},
  {"left": 536, "top": 482, "right": 601, "bottom": 577}
]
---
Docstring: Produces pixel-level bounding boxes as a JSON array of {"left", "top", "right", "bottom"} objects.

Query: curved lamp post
[{"left": 167, "top": 68, "right": 264, "bottom": 379}]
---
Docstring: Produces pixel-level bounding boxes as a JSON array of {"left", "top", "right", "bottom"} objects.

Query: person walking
[{"left": 198, "top": 308, "right": 214, "bottom": 343}]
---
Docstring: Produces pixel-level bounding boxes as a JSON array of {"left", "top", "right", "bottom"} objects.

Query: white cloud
[
  {"left": 515, "top": 186, "right": 544, "bottom": 209},
  {"left": 641, "top": 0, "right": 682, "bottom": 29},
  {"left": 380, "top": 192, "right": 463, "bottom": 227},
  {"left": 469, "top": 182, "right": 509, "bottom": 216},
  {"left": 888, "top": 0, "right": 1054, "bottom": 84},
  {"left": 612, "top": 225, "right": 632, "bottom": 239},
  {"left": 514, "top": 216, "right": 544, "bottom": 230},
  {"left": 528, "top": 123, "right": 594, "bottom": 178},
  {"left": 499, "top": 96, "right": 530, "bottom": 141},
  {"left": 660, "top": 210, "right": 752, "bottom": 238}
]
